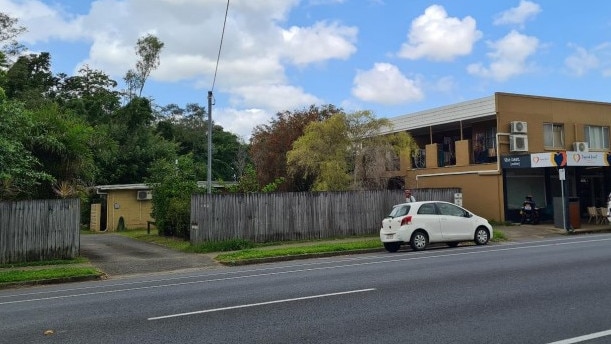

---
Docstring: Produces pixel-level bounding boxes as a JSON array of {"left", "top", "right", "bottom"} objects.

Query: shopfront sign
[
  {"left": 501, "top": 155, "right": 531, "bottom": 168},
  {"left": 503, "top": 151, "right": 611, "bottom": 168}
]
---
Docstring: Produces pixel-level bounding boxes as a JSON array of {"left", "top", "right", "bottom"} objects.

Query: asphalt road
[{"left": 3, "top": 234, "right": 611, "bottom": 343}]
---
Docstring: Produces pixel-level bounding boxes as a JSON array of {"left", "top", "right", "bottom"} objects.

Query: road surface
[{"left": 2, "top": 235, "right": 611, "bottom": 343}]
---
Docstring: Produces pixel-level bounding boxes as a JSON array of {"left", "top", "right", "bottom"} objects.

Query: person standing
[{"left": 404, "top": 189, "right": 416, "bottom": 203}]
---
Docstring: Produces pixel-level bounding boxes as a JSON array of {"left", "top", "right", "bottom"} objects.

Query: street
[{"left": 2, "top": 235, "right": 611, "bottom": 343}]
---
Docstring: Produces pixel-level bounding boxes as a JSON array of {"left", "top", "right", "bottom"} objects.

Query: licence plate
[{"left": 386, "top": 234, "right": 394, "bottom": 239}]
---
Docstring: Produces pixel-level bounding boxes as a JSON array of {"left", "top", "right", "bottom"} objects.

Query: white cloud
[
  {"left": 564, "top": 44, "right": 599, "bottom": 77},
  {"left": 467, "top": 30, "right": 539, "bottom": 81},
  {"left": 352, "top": 63, "right": 424, "bottom": 105},
  {"left": 229, "top": 84, "right": 322, "bottom": 111},
  {"left": 215, "top": 107, "right": 272, "bottom": 142},
  {"left": 494, "top": 0, "right": 541, "bottom": 27},
  {"left": 398, "top": 5, "right": 482, "bottom": 61},
  {"left": 281, "top": 21, "right": 357, "bottom": 65}
]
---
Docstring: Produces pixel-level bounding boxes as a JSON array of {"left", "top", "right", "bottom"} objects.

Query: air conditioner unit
[
  {"left": 573, "top": 141, "right": 589, "bottom": 153},
  {"left": 510, "top": 134, "right": 529, "bottom": 152},
  {"left": 137, "top": 190, "right": 153, "bottom": 200},
  {"left": 510, "top": 121, "right": 528, "bottom": 134}
]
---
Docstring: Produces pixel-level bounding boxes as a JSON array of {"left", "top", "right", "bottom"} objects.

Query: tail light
[{"left": 401, "top": 215, "right": 412, "bottom": 226}]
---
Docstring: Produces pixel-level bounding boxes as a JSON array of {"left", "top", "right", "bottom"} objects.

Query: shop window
[
  {"left": 584, "top": 125, "right": 610, "bottom": 150},
  {"left": 543, "top": 123, "right": 564, "bottom": 148}
]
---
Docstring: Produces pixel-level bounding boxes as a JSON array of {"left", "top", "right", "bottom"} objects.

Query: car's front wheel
[
  {"left": 384, "top": 242, "right": 401, "bottom": 253},
  {"left": 410, "top": 231, "right": 428, "bottom": 251},
  {"left": 474, "top": 227, "right": 490, "bottom": 245}
]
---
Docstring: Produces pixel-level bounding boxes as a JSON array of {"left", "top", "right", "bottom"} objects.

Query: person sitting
[{"left": 404, "top": 189, "right": 416, "bottom": 203}]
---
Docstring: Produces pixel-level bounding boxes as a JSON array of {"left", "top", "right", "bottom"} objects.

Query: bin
[{"left": 568, "top": 197, "right": 580, "bottom": 229}]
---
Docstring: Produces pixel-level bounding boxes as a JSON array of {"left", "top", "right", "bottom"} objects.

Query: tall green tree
[
  {"left": 125, "top": 34, "right": 164, "bottom": 98},
  {"left": 4, "top": 52, "right": 56, "bottom": 107},
  {"left": 287, "top": 110, "right": 416, "bottom": 191},
  {"left": 54, "top": 65, "right": 121, "bottom": 125},
  {"left": 154, "top": 103, "right": 247, "bottom": 182},
  {"left": 0, "top": 12, "right": 26, "bottom": 57},
  {"left": 250, "top": 104, "right": 341, "bottom": 191},
  {"left": 97, "top": 97, "right": 177, "bottom": 184},
  {"left": 0, "top": 96, "right": 53, "bottom": 200}
]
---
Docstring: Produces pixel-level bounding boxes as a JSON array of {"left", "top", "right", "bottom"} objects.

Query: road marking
[
  {"left": 547, "top": 329, "right": 611, "bottom": 344},
  {"left": 147, "top": 288, "right": 376, "bottom": 320},
  {"left": 3, "top": 236, "right": 611, "bottom": 305}
]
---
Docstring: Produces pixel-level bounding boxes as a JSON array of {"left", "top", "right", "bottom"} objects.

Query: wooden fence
[
  {"left": 0, "top": 199, "right": 80, "bottom": 264},
  {"left": 189, "top": 188, "right": 460, "bottom": 243}
]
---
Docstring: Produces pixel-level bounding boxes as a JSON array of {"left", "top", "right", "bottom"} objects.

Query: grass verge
[
  {"left": 215, "top": 239, "right": 382, "bottom": 263},
  {"left": 0, "top": 267, "right": 102, "bottom": 285}
]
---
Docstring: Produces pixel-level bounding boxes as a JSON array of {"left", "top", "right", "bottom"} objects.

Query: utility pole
[{"left": 207, "top": 91, "right": 213, "bottom": 194}]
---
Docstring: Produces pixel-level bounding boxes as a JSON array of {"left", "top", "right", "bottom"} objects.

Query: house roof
[
  {"left": 380, "top": 95, "right": 496, "bottom": 135},
  {"left": 95, "top": 181, "right": 237, "bottom": 192}
]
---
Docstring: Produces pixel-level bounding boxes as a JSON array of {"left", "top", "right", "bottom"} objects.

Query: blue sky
[{"left": 3, "top": 0, "right": 611, "bottom": 141}]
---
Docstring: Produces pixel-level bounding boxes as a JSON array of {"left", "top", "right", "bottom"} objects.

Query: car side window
[
  {"left": 417, "top": 203, "right": 437, "bottom": 215},
  {"left": 437, "top": 203, "right": 465, "bottom": 217}
]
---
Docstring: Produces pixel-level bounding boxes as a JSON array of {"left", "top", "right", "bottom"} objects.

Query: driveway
[{"left": 80, "top": 233, "right": 221, "bottom": 277}]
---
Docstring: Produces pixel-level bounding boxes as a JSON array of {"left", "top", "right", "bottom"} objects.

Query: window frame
[
  {"left": 543, "top": 122, "right": 565, "bottom": 149},
  {"left": 584, "top": 125, "right": 610, "bottom": 150}
]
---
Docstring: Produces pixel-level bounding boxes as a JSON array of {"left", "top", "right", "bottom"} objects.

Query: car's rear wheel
[
  {"left": 410, "top": 231, "right": 428, "bottom": 251},
  {"left": 447, "top": 242, "right": 459, "bottom": 248},
  {"left": 383, "top": 242, "right": 401, "bottom": 253},
  {"left": 474, "top": 227, "right": 490, "bottom": 245}
]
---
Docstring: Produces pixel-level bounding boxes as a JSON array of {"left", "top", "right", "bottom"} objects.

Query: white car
[
  {"left": 607, "top": 192, "right": 611, "bottom": 224},
  {"left": 380, "top": 201, "right": 493, "bottom": 252}
]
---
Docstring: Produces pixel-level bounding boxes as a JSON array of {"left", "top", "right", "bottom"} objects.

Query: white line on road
[
  {"left": 147, "top": 288, "right": 376, "bottom": 320},
  {"left": 547, "top": 329, "right": 611, "bottom": 344}
]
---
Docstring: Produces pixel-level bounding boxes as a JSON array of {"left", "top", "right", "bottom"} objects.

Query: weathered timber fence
[
  {"left": 412, "top": 188, "right": 461, "bottom": 203},
  {"left": 190, "top": 190, "right": 406, "bottom": 243},
  {"left": 0, "top": 199, "right": 80, "bottom": 264}
]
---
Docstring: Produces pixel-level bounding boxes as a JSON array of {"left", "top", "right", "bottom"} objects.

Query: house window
[
  {"left": 543, "top": 123, "right": 564, "bottom": 148},
  {"left": 585, "top": 125, "right": 610, "bottom": 150}
]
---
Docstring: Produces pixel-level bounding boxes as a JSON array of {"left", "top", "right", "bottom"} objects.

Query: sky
[{"left": 2, "top": 0, "right": 611, "bottom": 142}]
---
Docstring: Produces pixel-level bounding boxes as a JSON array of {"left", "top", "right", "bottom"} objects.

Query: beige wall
[
  {"left": 495, "top": 93, "right": 611, "bottom": 152},
  {"left": 406, "top": 165, "right": 504, "bottom": 221},
  {"left": 105, "top": 190, "right": 154, "bottom": 231}
]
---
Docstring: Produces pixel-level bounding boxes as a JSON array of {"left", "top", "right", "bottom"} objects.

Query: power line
[{"left": 211, "top": 0, "right": 230, "bottom": 92}]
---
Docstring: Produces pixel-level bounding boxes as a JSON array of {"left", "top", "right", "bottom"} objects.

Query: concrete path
[{"left": 80, "top": 233, "right": 222, "bottom": 277}]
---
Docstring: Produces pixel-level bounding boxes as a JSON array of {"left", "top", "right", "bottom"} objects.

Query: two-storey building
[{"left": 382, "top": 92, "right": 611, "bottom": 225}]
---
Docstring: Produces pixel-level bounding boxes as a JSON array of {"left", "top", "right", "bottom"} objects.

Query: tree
[
  {"left": 125, "top": 34, "right": 164, "bottom": 98},
  {"left": 0, "top": 12, "right": 26, "bottom": 57},
  {"left": 287, "top": 114, "right": 351, "bottom": 191},
  {"left": 147, "top": 155, "right": 200, "bottom": 239},
  {"left": 154, "top": 103, "right": 247, "bottom": 182},
  {"left": 4, "top": 52, "right": 56, "bottom": 107},
  {"left": 287, "top": 110, "right": 416, "bottom": 191},
  {"left": 54, "top": 65, "right": 121, "bottom": 125},
  {"left": 0, "top": 98, "right": 53, "bottom": 200},
  {"left": 250, "top": 104, "right": 341, "bottom": 191}
]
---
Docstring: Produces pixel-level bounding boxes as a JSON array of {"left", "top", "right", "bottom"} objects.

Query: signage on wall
[
  {"left": 501, "top": 155, "right": 531, "bottom": 168},
  {"left": 530, "top": 151, "right": 566, "bottom": 168},
  {"left": 503, "top": 151, "right": 610, "bottom": 168}
]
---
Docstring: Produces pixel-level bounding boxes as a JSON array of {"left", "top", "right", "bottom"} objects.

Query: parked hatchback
[{"left": 380, "top": 201, "right": 493, "bottom": 252}]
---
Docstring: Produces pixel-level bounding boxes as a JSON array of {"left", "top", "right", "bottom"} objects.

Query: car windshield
[{"left": 388, "top": 205, "right": 410, "bottom": 218}]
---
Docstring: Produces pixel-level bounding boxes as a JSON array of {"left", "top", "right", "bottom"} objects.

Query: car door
[
  {"left": 435, "top": 202, "right": 474, "bottom": 241},
  {"left": 414, "top": 203, "right": 443, "bottom": 242}
]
